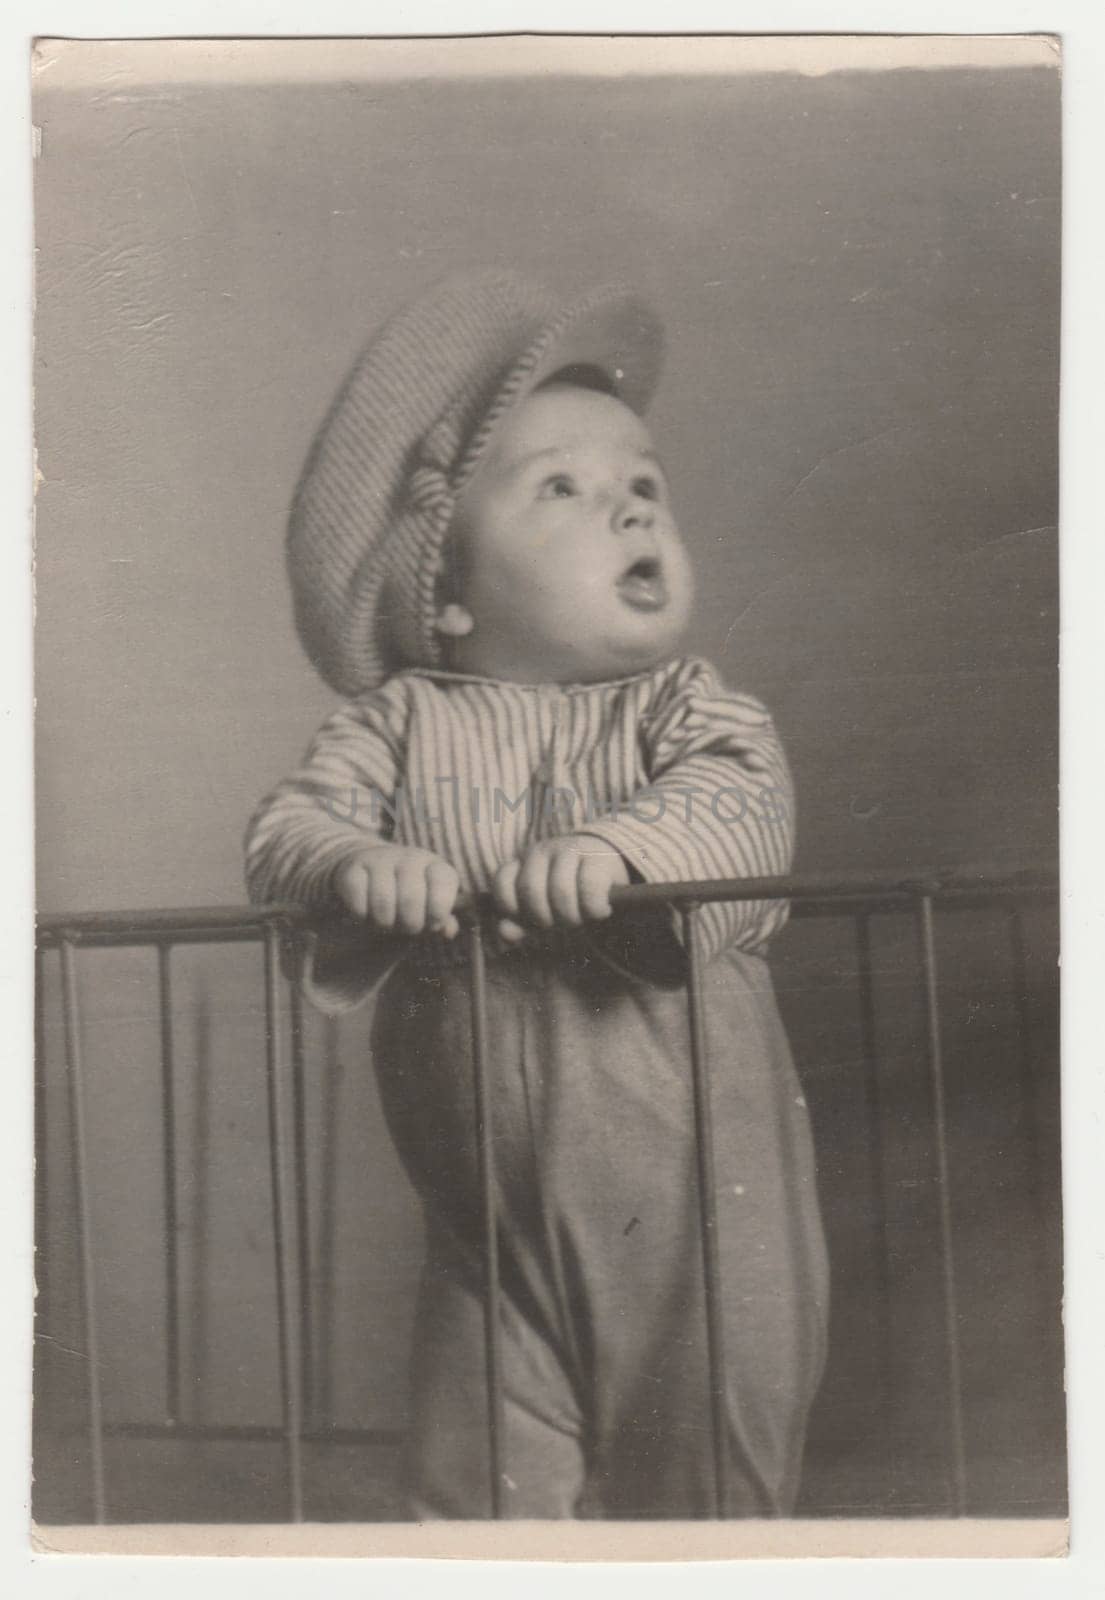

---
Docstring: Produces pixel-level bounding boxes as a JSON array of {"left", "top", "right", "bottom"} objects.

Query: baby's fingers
[
  {"left": 492, "top": 858, "right": 522, "bottom": 918},
  {"left": 426, "top": 859, "right": 460, "bottom": 939},
  {"left": 336, "top": 859, "right": 371, "bottom": 919},
  {"left": 367, "top": 860, "right": 399, "bottom": 928},
  {"left": 394, "top": 855, "right": 430, "bottom": 934},
  {"left": 516, "top": 849, "right": 554, "bottom": 928},
  {"left": 577, "top": 852, "right": 619, "bottom": 921},
  {"left": 547, "top": 846, "right": 584, "bottom": 925}
]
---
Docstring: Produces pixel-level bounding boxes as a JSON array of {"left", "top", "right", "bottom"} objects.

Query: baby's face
[{"left": 445, "top": 385, "right": 694, "bottom": 684}]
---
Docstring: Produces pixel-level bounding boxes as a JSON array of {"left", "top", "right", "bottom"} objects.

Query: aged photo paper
[{"left": 31, "top": 32, "right": 1065, "bottom": 1560}]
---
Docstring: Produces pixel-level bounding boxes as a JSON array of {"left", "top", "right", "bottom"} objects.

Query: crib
[{"left": 34, "top": 864, "right": 1062, "bottom": 1525}]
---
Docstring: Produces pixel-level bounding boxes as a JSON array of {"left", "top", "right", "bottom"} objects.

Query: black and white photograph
[{"left": 30, "top": 32, "right": 1064, "bottom": 1556}]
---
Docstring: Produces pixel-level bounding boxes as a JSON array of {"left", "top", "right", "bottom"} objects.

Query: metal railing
[{"left": 35, "top": 864, "right": 1058, "bottom": 1524}]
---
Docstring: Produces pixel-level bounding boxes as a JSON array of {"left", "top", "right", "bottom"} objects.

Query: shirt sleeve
[
  {"left": 580, "top": 658, "right": 795, "bottom": 976},
  {"left": 243, "top": 682, "right": 411, "bottom": 1013}
]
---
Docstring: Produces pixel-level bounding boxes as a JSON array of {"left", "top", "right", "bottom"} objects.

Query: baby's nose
[{"left": 613, "top": 494, "right": 655, "bottom": 532}]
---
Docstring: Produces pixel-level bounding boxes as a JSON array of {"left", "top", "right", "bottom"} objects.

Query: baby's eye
[
  {"left": 538, "top": 474, "right": 577, "bottom": 500},
  {"left": 631, "top": 474, "right": 663, "bottom": 501}
]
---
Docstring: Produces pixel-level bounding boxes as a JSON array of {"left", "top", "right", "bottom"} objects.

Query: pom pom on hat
[{"left": 286, "top": 267, "right": 665, "bottom": 697}]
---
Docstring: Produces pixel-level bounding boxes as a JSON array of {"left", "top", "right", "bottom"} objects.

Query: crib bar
[
  {"left": 262, "top": 924, "right": 305, "bottom": 1522},
  {"left": 34, "top": 946, "right": 49, "bottom": 1340},
  {"left": 855, "top": 913, "right": 894, "bottom": 1442},
  {"left": 37, "top": 905, "right": 302, "bottom": 939},
  {"left": 316, "top": 1017, "right": 341, "bottom": 1430},
  {"left": 156, "top": 944, "right": 183, "bottom": 1426},
  {"left": 610, "top": 864, "right": 1055, "bottom": 911},
  {"left": 1007, "top": 906, "right": 1046, "bottom": 1232},
  {"left": 288, "top": 972, "right": 315, "bottom": 1427},
  {"left": 682, "top": 904, "right": 731, "bottom": 1518},
  {"left": 917, "top": 894, "right": 968, "bottom": 1515},
  {"left": 467, "top": 915, "right": 504, "bottom": 1519},
  {"left": 59, "top": 939, "right": 107, "bottom": 1524}
]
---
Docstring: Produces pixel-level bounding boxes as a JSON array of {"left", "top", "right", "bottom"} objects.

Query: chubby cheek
[
  {"left": 469, "top": 548, "right": 572, "bottom": 634},
  {"left": 510, "top": 536, "right": 604, "bottom": 603}
]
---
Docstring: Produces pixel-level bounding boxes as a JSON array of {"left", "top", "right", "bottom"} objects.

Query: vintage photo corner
[{"left": 30, "top": 33, "right": 1063, "bottom": 1556}]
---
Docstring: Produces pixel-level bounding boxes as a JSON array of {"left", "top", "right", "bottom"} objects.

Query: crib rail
[{"left": 35, "top": 863, "right": 1058, "bottom": 1523}]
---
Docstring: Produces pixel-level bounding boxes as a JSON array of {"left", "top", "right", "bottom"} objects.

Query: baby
[{"left": 245, "top": 270, "right": 828, "bottom": 1520}]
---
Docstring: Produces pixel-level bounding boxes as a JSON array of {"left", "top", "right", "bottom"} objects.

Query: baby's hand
[
  {"left": 335, "top": 846, "right": 461, "bottom": 938},
  {"left": 492, "top": 836, "right": 631, "bottom": 945}
]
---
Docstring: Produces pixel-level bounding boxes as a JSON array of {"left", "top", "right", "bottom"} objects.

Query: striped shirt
[{"left": 244, "top": 655, "right": 794, "bottom": 1004}]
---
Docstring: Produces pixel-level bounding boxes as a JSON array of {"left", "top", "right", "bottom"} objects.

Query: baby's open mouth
[{"left": 616, "top": 556, "right": 668, "bottom": 612}]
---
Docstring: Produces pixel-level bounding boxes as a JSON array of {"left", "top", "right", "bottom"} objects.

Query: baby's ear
[{"left": 434, "top": 603, "right": 474, "bottom": 639}]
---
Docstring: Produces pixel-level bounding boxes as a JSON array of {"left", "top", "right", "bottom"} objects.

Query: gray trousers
[{"left": 370, "top": 937, "right": 829, "bottom": 1520}]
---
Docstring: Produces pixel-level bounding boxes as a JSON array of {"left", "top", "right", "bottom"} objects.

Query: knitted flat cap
[{"left": 286, "top": 268, "right": 665, "bottom": 696}]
